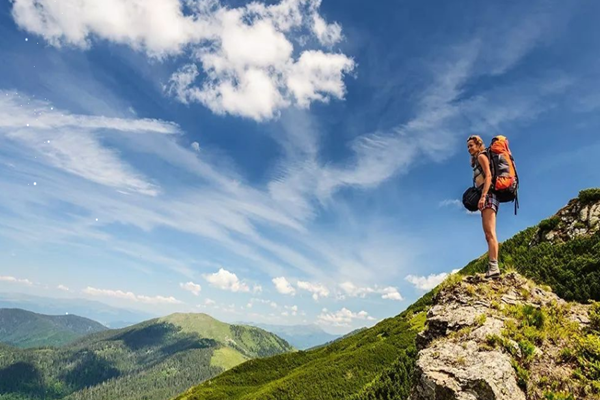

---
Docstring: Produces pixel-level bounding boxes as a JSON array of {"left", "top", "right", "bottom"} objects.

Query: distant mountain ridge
[
  {"left": 0, "top": 308, "right": 108, "bottom": 348},
  {"left": 0, "top": 312, "right": 294, "bottom": 400},
  {"left": 240, "top": 322, "right": 340, "bottom": 350},
  {"left": 0, "top": 292, "right": 153, "bottom": 328}
]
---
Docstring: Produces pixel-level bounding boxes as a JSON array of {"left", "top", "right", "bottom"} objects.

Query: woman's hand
[{"left": 478, "top": 195, "right": 486, "bottom": 211}]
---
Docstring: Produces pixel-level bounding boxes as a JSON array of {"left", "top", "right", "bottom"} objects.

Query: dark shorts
[{"left": 483, "top": 192, "right": 499, "bottom": 213}]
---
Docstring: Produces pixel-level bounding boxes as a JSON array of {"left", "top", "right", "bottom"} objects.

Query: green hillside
[
  {"left": 0, "top": 313, "right": 294, "bottom": 400},
  {"left": 0, "top": 309, "right": 108, "bottom": 348},
  {"left": 174, "top": 189, "right": 600, "bottom": 400}
]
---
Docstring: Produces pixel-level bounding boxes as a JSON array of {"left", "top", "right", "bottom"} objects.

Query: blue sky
[{"left": 0, "top": 0, "right": 598, "bottom": 334}]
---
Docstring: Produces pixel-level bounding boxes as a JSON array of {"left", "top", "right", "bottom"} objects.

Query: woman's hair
[{"left": 467, "top": 135, "right": 486, "bottom": 153}]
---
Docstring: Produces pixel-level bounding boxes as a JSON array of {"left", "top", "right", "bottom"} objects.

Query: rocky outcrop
[
  {"left": 409, "top": 273, "right": 592, "bottom": 400},
  {"left": 532, "top": 197, "right": 600, "bottom": 245}
]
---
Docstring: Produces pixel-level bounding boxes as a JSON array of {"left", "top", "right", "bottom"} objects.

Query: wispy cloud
[
  {"left": 0, "top": 275, "right": 34, "bottom": 286},
  {"left": 0, "top": 92, "right": 173, "bottom": 196},
  {"left": 82, "top": 286, "right": 182, "bottom": 304}
]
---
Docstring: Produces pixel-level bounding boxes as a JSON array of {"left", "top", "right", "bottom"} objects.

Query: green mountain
[
  {"left": 173, "top": 188, "right": 600, "bottom": 400},
  {"left": 0, "top": 308, "right": 108, "bottom": 348},
  {"left": 0, "top": 312, "right": 294, "bottom": 400}
]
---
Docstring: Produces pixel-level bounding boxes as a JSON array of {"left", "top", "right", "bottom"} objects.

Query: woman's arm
[{"left": 478, "top": 153, "right": 492, "bottom": 209}]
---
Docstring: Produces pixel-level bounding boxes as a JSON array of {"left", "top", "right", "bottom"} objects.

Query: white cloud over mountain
[
  {"left": 0, "top": 275, "right": 34, "bottom": 286},
  {"left": 82, "top": 286, "right": 182, "bottom": 304},
  {"left": 180, "top": 281, "right": 202, "bottom": 296},
  {"left": 203, "top": 268, "right": 250, "bottom": 292},
  {"left": 317, "top": 307, "right": 375, "bottom": 327}
]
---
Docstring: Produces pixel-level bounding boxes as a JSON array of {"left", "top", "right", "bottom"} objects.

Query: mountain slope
[
  {"left": 174, "top": 188, "right": 600, "bottom": 400},
  {"left": 0, "top": 308, "right": 108, "bottom": 348},
  {"left": 0, "top": 312, "right": 294, "bottom": 400}
]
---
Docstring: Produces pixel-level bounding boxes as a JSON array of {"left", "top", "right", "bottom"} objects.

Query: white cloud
[
  {"left": 180, "top": 281, "right": 202, "bottom": 296},
  {"left": 204, "top": 298, "right": 216, "bottom": 306},
  {"left": 191, "top": 142, "right": 200, "bottom": 152},
  {"left": 317, "top": 307, "right": 375, "bottom": 327},
  {"left": 11, "top": 0, "right": 206, "bottom": 57},
  {"left": 287, "top": 51, "right": 354, "bottom": 108},
  {"left": 203, "top": 268, "right": 250, "bottom": 292},
  {"left": 0, "top": 275, "right": 34, "bottom": 286},
  {"left": 381, "top": 287, "right": 403, "bottom": 301},
  {"left": 438, "top": 199, "right": 462, "bottom": 208},
  {"left": 296, "top": 280, "right": 329, "bottom": 300},
  {"left": 0, "top": 93, "right": 173, "bottom": 196},
  {"left": 57, "top": 284, "right": 70, "bottom": 291},
  {"left": 13, "top": 0, "right": 355, "bottom": 121},
  {"left": 272, "top": 276, "right": 296, "bottom": 295},
  {"left": 405, "top": 269, "right": 460, "bottom": 291},
  {"left": 311, "top": 13, "right": 342, "bottom": 46},
  {"left": 338, "top": 281, "right": 402, "bottom": 301},
  {"left": 253, "top": 284, "right": 263, "bottom": 294},
  {"left": 82, "top": 286, "right": 182, "bottom": 304},
  {"left": 339, "top": 281, "right": 375, "bottom": 298},
  {"left": 284, "top": 304, "right": 298, "bottom": 315}
]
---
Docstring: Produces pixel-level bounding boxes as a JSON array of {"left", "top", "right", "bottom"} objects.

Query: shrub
[
  {"left": 590, "top": 302, "right": 600, "bottom": 332},
  {"left": 539, "top": 216, "right": 560, "bottom": 233},
  {"left": 579, "top": 188, "right": 600, "bottom": 205}
]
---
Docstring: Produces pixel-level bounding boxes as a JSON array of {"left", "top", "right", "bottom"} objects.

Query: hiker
[{"left": 467, "top": 135, "right": 500, "bottom": 278}]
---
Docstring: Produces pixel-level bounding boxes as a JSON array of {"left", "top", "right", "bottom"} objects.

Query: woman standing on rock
[{"left": 467, "top": 135, "right": 500, "bottom": 278}]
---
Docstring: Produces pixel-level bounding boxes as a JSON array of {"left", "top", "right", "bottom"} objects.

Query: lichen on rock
[{"left": 409, "top": 272, "right": 596, "bottom": 400}]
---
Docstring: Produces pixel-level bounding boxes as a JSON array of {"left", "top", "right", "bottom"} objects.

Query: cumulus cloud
[
  {"left": 338, "top": 281, "right": 402, "bottom": 301},
  {"left": 272, "top": 276, "right": 296, "bottom": 295},
  {"left": 296, "top": 280, "right": 329, "bottom": 300},
  {"left": 82, "top": 286, "right": 182, "bottom": 304},
  {"left": 381, "top": 287, "right": 403, "bottom": 301},
  {"left": 203, "top": 268, "right": 250, "bottom": 292},
  {"left": 405, "top": 269, "right": 460, "bottom": 291},
  {"left": 13, "top": 0, "right": 354, "bottom": 121},
  {"left": 57, "top": 284, "right": 70, "bottom": 291},
  {"left": 317, "top": 307, "right": 375, "bottom": 327},
  {"left": 180, "top": 281, "right": 202, "bottom": 296},
  {"left": 191, "top": 141, "right": 200, "bottom": 152},
  {"left": 0, "top": 275, "right": 34, "bottom": 286}
]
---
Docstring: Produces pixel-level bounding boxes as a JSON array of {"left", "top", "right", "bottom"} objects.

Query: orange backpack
[{"left": 487, "top": 135, "right": 519, "bottom": 214}]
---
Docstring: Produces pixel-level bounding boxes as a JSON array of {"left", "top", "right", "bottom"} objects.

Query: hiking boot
[{"left": 485, "top": 265, "right": 501, "bottom": 279}]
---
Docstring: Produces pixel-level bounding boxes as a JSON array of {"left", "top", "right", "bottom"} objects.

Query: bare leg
[{"left": 481, "top": 208, "right": 498, "bottom": 262}]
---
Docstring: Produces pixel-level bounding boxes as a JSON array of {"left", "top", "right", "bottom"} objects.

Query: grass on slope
[
  {"left": 175, "top": 190, "right": 600, "bottom": 400},
  {"left": 210, "top": 347, "right": 248, "bottom": 370}
]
